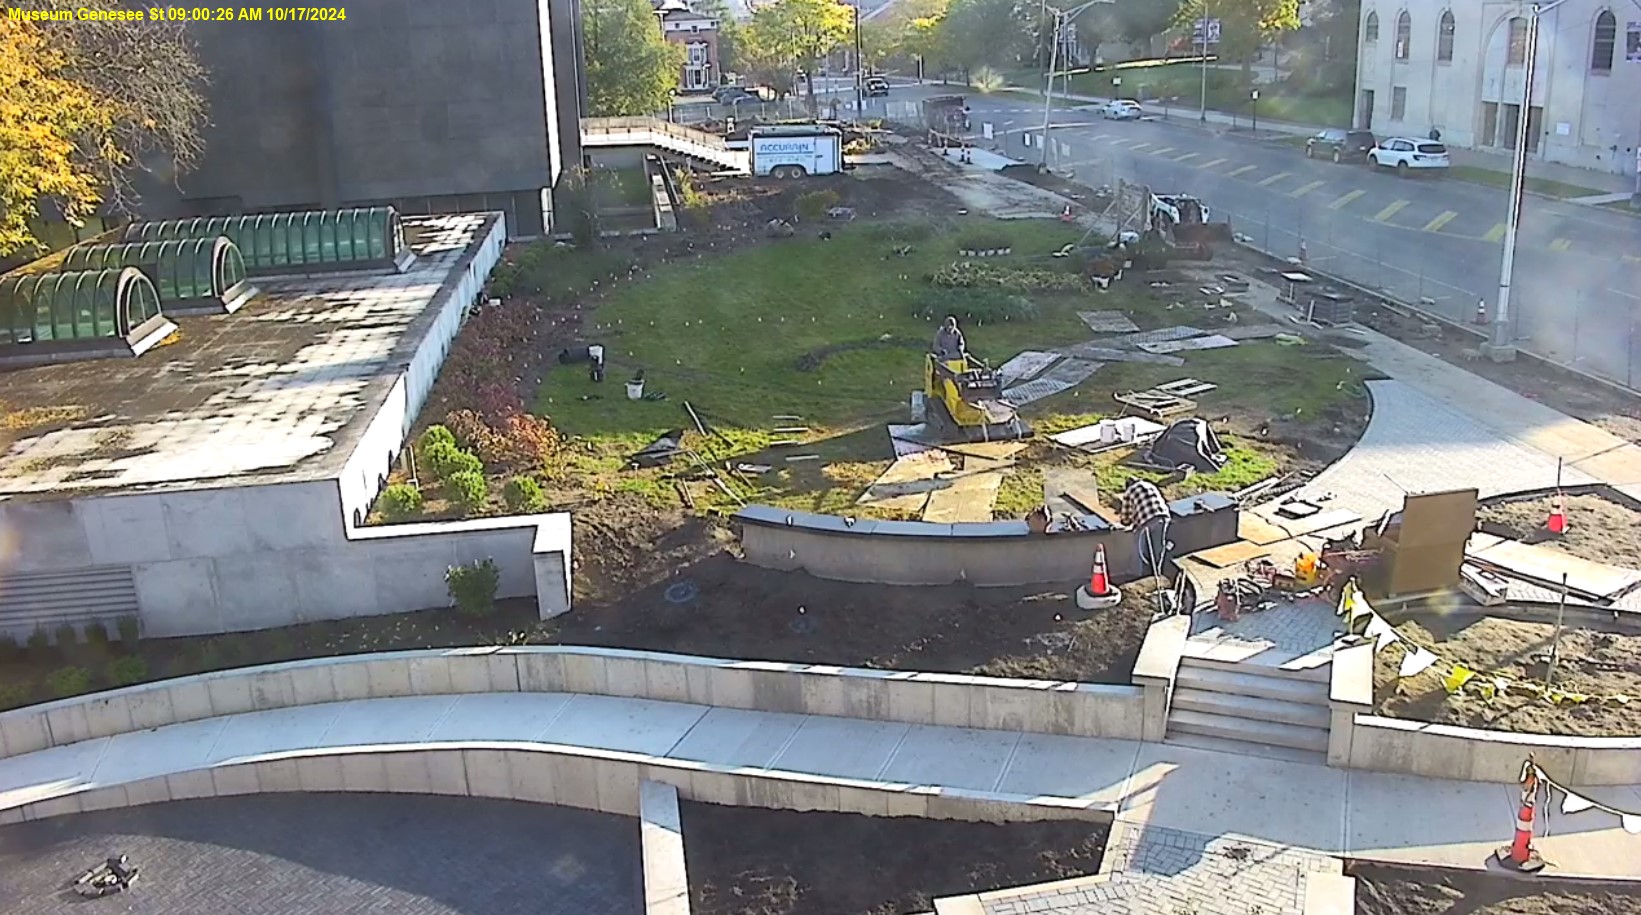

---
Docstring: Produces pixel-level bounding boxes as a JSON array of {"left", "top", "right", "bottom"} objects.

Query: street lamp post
[
  {"left": 1038, "top": 0, "right": 1113, "bottom": 169},
  {"left": 1198, "top": 2, "right": 1211, "bottom": 122},
  {"left": 1250, "top": 88, "right": 1259, "bottom": 135},
  {"left": 1489, "top": 0, "right": 1568, "bottom": 361}
]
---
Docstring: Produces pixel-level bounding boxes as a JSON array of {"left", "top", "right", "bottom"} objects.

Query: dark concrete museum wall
[{"left": 139, "top": 0, "right": 584, "bottom": 237}]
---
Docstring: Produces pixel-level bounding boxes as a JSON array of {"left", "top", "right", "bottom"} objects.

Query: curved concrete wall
[
  {"left": 0, "top": 645, "right": 1145, "bottom": 762},
  {"left": 735, "top": 495, "right": 1239, "bottom": 587}
]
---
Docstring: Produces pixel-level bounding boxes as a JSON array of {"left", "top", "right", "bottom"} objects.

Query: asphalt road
[{"left": 806, "top": 81, "right": 1641, "bottom": 386}]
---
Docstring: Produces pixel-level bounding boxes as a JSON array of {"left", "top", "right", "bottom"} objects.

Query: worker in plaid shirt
[{"left": 1120, "top": 478, "right": 1178, "bottom": 589}]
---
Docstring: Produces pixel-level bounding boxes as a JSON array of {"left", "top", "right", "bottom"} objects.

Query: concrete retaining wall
[
  {"left": 0, "top": 645, "right": 1145, "bottom": 761},
  {"left": 736, "top": 495, "right": 1239, "bottom": 587}
]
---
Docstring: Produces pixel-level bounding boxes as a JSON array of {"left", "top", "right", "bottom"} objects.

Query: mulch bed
[
  {"left": 1350, "top": 861, "right": 1641, "bottom": 915},
  {"left": 683, "top": 802, "right": 1108, "bottom": 915}
]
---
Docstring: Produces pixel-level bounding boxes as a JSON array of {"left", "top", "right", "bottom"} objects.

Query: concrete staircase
[{"left": 1166, "top": 657, "right": 1331, "bottom": 764}]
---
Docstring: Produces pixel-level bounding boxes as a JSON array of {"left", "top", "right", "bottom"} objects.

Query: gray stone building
[{"left": 140, "top": 0, "right": 586, "bottom": 237}]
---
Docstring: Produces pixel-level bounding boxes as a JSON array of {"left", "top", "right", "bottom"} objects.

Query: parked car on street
[
  {"left": 1369, "top": 137, "right": 1451, "bottom": 176},
  {"left": 1305, "top": 128, "right": 1379, "bottom": 164},
  {"left": 1099, "top": 99, "right": 1143, "bottom": 120},
  {"left": 864, "top": 77, "right": 890, "bottom": 97},
  {"left": 713, "top": 86, "right": 763, "bottom": 109}
]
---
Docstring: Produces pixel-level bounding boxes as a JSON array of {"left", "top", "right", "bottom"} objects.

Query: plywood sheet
[
  {"left": 1467, "top": 538, "right": 1641, "bottom": 598},
  {"left": 1238, "top": 512, "right": 1292, "bottom": 546},
  {"left": 1138, "top": 334, "right": 1240, "bottom": 355},
  {"left": 1078, "top": 310, "right": 1140, "bottom": 334},
  {"left": 939, "top": 440, "right": 1029, "bottom": 461},
  {"left": 1192, "top": 540, "right": 1273, "bottom": 568},
  {"left": 1398, "top": 488, "right": 1478, "bottom": 548},
  {"left": 1269, "top": 507, "right": 1362, "bottom": 539},
  {"left": 1042, "top": 467, "right": 1107, "bottom": 518},
  {"left": 858, "top": 451, "right": 953, "bottom": 507},
  {"left": 922, "top": 472, "right": 1004, "bottom": 523},
  {"left": 997, "top": 350, "right": 1064, "bottom": 386}
]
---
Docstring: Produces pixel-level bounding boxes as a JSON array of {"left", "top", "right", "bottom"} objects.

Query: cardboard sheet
[
  {"left": 922, "top": 471, "right": 1004, "bottom": 523},
  {"left": 1192, "top": 540, "right": 1274, "bottom": 568},
  {"left": 1237, "top": 513, "right": 1293, "bottom": 546}
]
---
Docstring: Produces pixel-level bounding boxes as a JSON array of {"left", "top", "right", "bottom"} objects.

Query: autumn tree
[
  {"left": 1107, "top": 0, "right": 1184, "bottom": 52},
  {"left": 584, "top": 0, "right": 685, "bottom": 116},
  {"left": 1177, "top": 0, "right": 1301, "bottom": 76},
  {"left": 938, "top": 0, "right": 1032, "bottom": 76},
  {"left": 745, "top": 0, "right": 854, "bottom": 113}
]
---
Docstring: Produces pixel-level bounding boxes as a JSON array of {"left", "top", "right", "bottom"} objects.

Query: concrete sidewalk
[{"left": 2, "top": 692, "right": 1640, "bottom": 879}]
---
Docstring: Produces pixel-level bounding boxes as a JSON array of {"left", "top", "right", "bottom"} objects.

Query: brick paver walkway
[
  {"left": 1186, "top": 598, "right": 1341, "bottom": 667},
  {"left": 0, "top": 794, "right": 641, "bottom": 915}
]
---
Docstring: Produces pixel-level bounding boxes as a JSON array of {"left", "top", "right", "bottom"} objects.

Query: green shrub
[
  {"left": 116, "top": 616, "right": 140, "bottom": 647},
  {"left": 795, "top": 189, "right": 841, "bottom": 221},
  {"left": 929, "top": 261, "right": 1088, "bottom": 292},
  {"left": 423, "top": 440, "right": 482, "bottom": 480},
  {"left": 446, "top": 470, "right": 489, "bottom": 513},
  {"left": 53, "top": 623, "right": 80, "bottom": 649},
  {"left": 503, "top": 476, "right": 547, "bottom": 513},
  {"left": 107, "top": 656, "right": 149, "bottom": 687},
  {"left": 913, "top": 288, "right": 1040, "bottom": 324},
  {"left": 45, "top": 667, "right": 92, "bottom": 698},
  {"left": 418, "top": 424, "right": 457, "bottom": 453},
  {"left": 446, "top": 559, "right": 501, "bottom": 618},
  {"left": 86, "top": 623, "right": 112, "bottom": 652},
  {"left": 0, "top": 681, "right": 33, "bottom": 711},
  {"left": 955, "top": 228, "right": 1013, "bottom": 252},
  {"left": 26, "top": 627, "right": 51, "bottom": 657},
  {"left": 380, "top": 483, "right": 425, "bottom": 521}
]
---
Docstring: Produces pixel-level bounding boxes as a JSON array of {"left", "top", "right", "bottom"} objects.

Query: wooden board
[
  {"left": 1114, "top": 390, "right": 1196, "bottom": 419},
  {"left": 922, "top": 472, "right": 1004, "bottom": 523},
  {"left": 1154, "top": 378, "right": 1218, "bottom": 398},
  {"left": 1237, "top": 512, "right": 1292, "bottom": 546},
  {"left": 1191, "top": 540, "right": 1273, "bottom": 568},
  {"left": 1468, "top": 538, "right": 1641, "bottom": 598},
  {"left": 939, "top": 440, "right": 1029, "bottom": 462}
]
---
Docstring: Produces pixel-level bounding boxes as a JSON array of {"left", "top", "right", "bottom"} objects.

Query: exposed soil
[
  {"left": 1477, "top": 492, "right": 1641, "bottom": 570},
  {"left": 1374, "top": 614, "right": 1641, "bottom": 737},
  {"left": 682, "top": 802, "right": 1108, "bottom": 915},
  {"left": 1351, "top": 861, "right": 1641, "bottom": 915}
]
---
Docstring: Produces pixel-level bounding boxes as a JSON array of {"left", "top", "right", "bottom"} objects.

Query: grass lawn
[
  {"left": 528, "top": 218, "right": 1367, "bottom": 517},
  {"left": 1446, "top": 165, "right": 1601, "bottom": 200}
]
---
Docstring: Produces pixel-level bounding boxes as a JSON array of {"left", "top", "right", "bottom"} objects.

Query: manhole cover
[{"left": 664, "top": 581, "right": 700, "bottom": 604}]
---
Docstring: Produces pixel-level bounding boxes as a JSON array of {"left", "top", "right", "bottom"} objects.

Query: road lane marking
[
  {"left": 1228, "top": 165, "right": 1258, "bottom": 177},
  {"left": 1257, "top": 172, "right": 1291, "bottom": 187},
  {"left": 1422, "top": 210, "right": 1459, "bottom": 233},
  {"left": 1483, "top": 223, "right": 1507, "bottom": 243},
  {"left": 1328, "top": 190, "right": 1366, "bottom": 210},
  {"left": 1198, "top": 157, "right": 1227, "bottom": 169},
  {"left": 1625, "top": 255, "right": 1641, "bottom": 264},
  {"left": 1374, "top": 200, "right": 1411, "bottom": 222},
  {"left": 1129, "top": 142, "right": 1153, "bottom": 151},
  {"left": 1173, "top": 152, "right": 1200, "bottom": 162},
  {"left": 1150, "top": 146, "right": 1175, "bottom": 156},
  {"left": 1550, "top": 238, "right": 1572, "bottom": 252},
  {"left": 1289, "top": 180, "right": 1325, "bottom": 197}
]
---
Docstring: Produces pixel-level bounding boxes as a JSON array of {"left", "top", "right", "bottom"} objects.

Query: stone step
[
  {"left": 1161, "top": 731, "right": 1329, "bottom": 766},
  {"left": 1171, "top": 687, "right": 1332, "bottom": 729},
  {"left": 1180, "top": 655, "right": 1330, "bottom": 684},
  {"left": 1168, "top": 708, "right": 1330, "bottom": 753},
  {"left": 1175, "top": 664, "right": 1331, "bottom": 706}
]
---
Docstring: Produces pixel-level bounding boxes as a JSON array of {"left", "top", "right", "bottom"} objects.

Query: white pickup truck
[{"left": 749, "top": 125, "right": 844, "bottom": 179}]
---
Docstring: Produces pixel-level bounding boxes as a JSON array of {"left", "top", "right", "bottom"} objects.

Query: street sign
[
  {"left": 1193, "top": 17, "right": 1222, "bottom": 45},
  {"left": 1627, "top": 21, "right": 1641, "bottom": 61}
]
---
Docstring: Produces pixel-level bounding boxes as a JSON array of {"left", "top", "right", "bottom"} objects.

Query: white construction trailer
[{"left": 749, "top": 125, "right": 844, "bottom": 179}]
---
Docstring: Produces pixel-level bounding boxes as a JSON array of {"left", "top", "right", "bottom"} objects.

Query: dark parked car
[
  {"left": 864, "top": 77, "right": 890, "bottom": 97},
  {"left": 712, "top": 86, "right": 761, "bottom": 107},
  {"left": 1306, "top": 129, "right": 1378, "bottom": 164}
]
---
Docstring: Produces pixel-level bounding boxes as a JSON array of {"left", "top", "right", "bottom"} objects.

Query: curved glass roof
[
  {"left": 122, "top": 207, "right": 404, "bottom": 272},
  {"left": 0, "top": 268, "right": 164, "bottom": 345},
  {"left": 62, "top": 237, "right": 247, "bottom": 303}
]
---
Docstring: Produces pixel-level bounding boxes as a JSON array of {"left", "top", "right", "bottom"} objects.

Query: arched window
[
  {"left": 1437, "top": 11, "right": 1455, "bottom": 62},
  {"left": 1507, "top": 17, "right": 1528, "bottom": 66},
  {"left": 1395, "top": 11, "right": 1411, "bottom": 59},
  {"left": 1365, "top": 12, "right": 1379, "bottom": 43},
  {"left": 1592, "top": 10, "right": 1617, "bottom": 72}
]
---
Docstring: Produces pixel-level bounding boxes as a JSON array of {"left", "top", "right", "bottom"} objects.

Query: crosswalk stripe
[
  {"left": 1328, "top": 190, "right": 1366, "bottom": 210},
  {"left": 1289, "top": 180, "right": 1325, "bottom": 197},
  {"left": 1257, "top": 171, "right": 1291, "bottom": 187},
  {"left": 1129, "top": 142, "right": 1152, "bottom": 151},
  {"left": 1199, "top": 157, "right": 1227, "bottom": 169},
  {"left": 1173, "top": 152, "right": 1200, "bottom": 162},
  {"left": 1374, "top": 200, "right": 1411, "bottom": 222},
  {"left": 1150, "top": 146, "right": 1175, "bottom": 156},
  {"left": 1423, "top": 210, "right": 1459, "bottom": 233},
  {"left": 1549, "top": 238, "right": 1572, "bottom": 252},
  {"left": 1483, "top": 223, "right": 1507, "bottom": 243},
  {"left": 1228, "top": 164, "right": 1258, "bottom": 177}
]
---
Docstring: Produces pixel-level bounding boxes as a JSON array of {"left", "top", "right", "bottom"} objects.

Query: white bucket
[
  {"left": 626, "top": 379, "right": 645, "bottom": 400},
  {"left": 588, "top": 344, "right": 605, "bottom": 365}
]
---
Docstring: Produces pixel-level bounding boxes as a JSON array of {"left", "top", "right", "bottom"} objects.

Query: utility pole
[
  {"left": 853, "top": 3, "right": 864, "bottom": 116},
  {"left": 1198, "top": 1, "right": 1210, "bottom": 122},
  {"left": 1040, "top": 12, "right": 1060, "bottom": 167}
]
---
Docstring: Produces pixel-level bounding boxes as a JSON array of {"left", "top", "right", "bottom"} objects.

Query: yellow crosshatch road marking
[
  {"left": 1150, "top": 146, "right": 1175, "bottom": 156},
  {"left": 1483, "top": 223, "right": 1507, "bottom": 243},
  {"left": 1229, "top": 165, "right": 1258, "bottom": 177},
  {"left": 1129, "top": 142, "right": 1153, "bottom": 151},
  {"left": 1199, "top": 157, "right": 1227, "bottom": 169},
  {"left": 1289, "top": 180, "right": 1325, "bottom": 197},
  {"left": 1549, "top": 238, "right": 1572, "bottom": 252},
  {"left": 1257, "top": 172, "right": 1291, "bottom": 187},
  {"left": 1374, "top": 200, "right": 1411, "bottom": 222},
  {"left": 1328, "top": 190, "right": 1366, "bottom": 209},
  {"left": 1423, "top": 210, "right": 1459, "bottom": 233},
  {"left": 1173, "top": 152, "right": 1200, "bottom": 162}
]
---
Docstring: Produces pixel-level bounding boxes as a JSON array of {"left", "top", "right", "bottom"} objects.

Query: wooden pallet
[
  {"left": 1114, "top": 389, "right": 1196, "bottom": 419},
  {"left": 1153, "top": 378, "right": 1218, "bottom": 398}
]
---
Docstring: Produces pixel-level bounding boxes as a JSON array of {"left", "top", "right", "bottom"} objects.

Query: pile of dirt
[
  {"left": 1374, "top": 614, "right": 1641, "bottom": 736},
  {"left": 543, "top": 554, "right": 1163, "bottom": 683},
  {"left": 683, "top": 803, "right": 1108, "bottom": 915},
  {"left": 1478, "top": 492, "right": 1641, "bottom": 570},
  {"left": 1350, "top": 861, "right": 1641, "bottom": 915}
]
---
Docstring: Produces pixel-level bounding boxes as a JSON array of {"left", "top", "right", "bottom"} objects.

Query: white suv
[
  {"left": 1369, "top": 137, "right": 1450, "bottom": 176},
  {"left": 1099, "top": 99, "right": 1143, "bottom": 120}
]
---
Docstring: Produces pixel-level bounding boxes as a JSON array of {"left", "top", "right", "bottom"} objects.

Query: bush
[
  {"left": 116, "top": 616, "right": 140, "bottom": 647},
  {"left": 795, "top": 189, "right": 841, "bottom": 221},
  {"left": 53, "top": 623, "right": 80, "bottom": 650},
  {"left": 929, "top": 261, "right": 1088, "bottom": 293},
  {"left": 45, "top": 666, "right": 92, "bottom": 698},
  {"left": 107, "top": 656, "right": 149, "bottom": 687},
  {"left": 446, "top": 559, "right": 501, "bottom": 618},
  {"left": 379, "top": 483, "right": 424, "bottom": 521},
  {"left": 87, "top": 623, "right": 112, "bottom": 652},
  {"left": 443, "top": 409, "right": 492, "bottom": 453},
  {"left": 955, "top": 228, "right": 1013, "bottom": 252},
  {"left": 26, "top": 627, "right": 51, "bottom": 657},
  {"left": 446, "top": 470, "right": 489, "bottom": 513},
  {"left": 418, "top": 424, "right": 457, "bottom": 453},
  {"left": 913, "top": 288, "right": 1039, "bottom": 324},
  {"left": 423, "top": 440, "right": 482, "bottom": 480},
  {"left": 503, "top": 476, "right": 547, "bottom": 513},
  {"left": 0, "top": 681, "right": 33, "bottom": 711}
]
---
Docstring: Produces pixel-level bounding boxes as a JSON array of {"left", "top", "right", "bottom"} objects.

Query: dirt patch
[
  {"left": 683, "top": 802, "right": 1108, "bottom": 915},
  {"left": 1478, "top": 492, "right": 1641, "bottom": 570},
  {"left": 1375, "top": 614, "right": 1641, "bottom": 736},
  {"left": 1350, "top": 861, "right": 1641, "bottom": 915},
  {"left": 543, "top": 553, "right": 1162, "bottom": 683}
]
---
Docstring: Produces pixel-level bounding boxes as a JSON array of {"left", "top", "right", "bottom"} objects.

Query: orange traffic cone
[
  {"left": 1495, "top": 760, "right": 1547, "bottom": 872},
  {"left": 1547, "top": 492, "right": 1567, "bottom": 535},
  {"left": 1075, "top": 545, "right": 1122, "bottom": 610}
]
